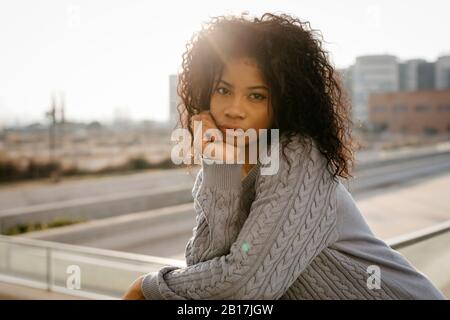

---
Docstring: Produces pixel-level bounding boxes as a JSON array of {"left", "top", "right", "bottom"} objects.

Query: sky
[{"left": 0, "top": 0, "right": 449, "bottom": 126}]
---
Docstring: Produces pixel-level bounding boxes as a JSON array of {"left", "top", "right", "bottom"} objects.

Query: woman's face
[{"left": 210, "top": 57, "right": 273, "bottom": 144}]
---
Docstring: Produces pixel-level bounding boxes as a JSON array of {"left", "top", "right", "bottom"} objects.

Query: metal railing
[
  {"left": 387, "top": 220, "right": 450, "bottom": 295},
  {"left": 0, "top": 234, "right": 185, "bottom": 299},
  {"left": 0, "top": 220, "right": 449, "bottom": 299}
]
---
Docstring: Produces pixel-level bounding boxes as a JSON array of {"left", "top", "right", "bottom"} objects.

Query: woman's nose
[{"left": 224, "top": 96, "right": 246, "bottom": 119}]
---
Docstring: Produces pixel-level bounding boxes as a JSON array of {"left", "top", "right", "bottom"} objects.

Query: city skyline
[{"left": 1, "top": 0, "right": 450, "bottom": 126}]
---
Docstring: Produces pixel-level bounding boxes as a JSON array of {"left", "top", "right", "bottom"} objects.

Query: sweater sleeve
[
  {"left": 184, "top": 168, "right": 206, "bottom": 266},
  {"left": 141, "top": 138, "right": 339, "bottom": 300},
  {"left": 184, "top": 162, "right": 246, "bottom": 266}
]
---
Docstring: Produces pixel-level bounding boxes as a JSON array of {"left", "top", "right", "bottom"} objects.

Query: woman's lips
[
  {"left": 218, "top": 125, "right": 245, "bottom": 136},
  {"left": 218, "top": 124, "right": 245, "bottom": 130}
]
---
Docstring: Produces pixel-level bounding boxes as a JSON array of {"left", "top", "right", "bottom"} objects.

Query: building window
[
  {"left": 374, "top": 106, "right": 386, "bottom": 113},
  {"left": 423, "top": 127, "right": 437, "bottom": 135},
  {"left": 373, "top": 123, "right": 388, "bottom": 133},
  {"left": 393, "top": 105, "right": 407, "bottom": 113},
  {"left": 438, "top": 105, "right": 450, "bottom": 112},
  {"left": 415, "top": 105, "right": 431, "bottom": 112}
]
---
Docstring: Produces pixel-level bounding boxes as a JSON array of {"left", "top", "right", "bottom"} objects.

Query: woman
[{"left": 123, "top": 13, "right": 445, "bottom": 300}]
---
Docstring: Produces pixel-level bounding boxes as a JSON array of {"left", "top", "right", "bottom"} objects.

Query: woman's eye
[
  {"left": 216, "top": 87, "right": 230, "bottom": 95},
  {"left": 249, "top": 93, "right": 267, "bottom": 101}
]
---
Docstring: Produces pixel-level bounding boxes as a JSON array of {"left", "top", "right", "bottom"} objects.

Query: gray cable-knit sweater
[{"left": 141, "top": 136, "right": 445, "bottom": 300}]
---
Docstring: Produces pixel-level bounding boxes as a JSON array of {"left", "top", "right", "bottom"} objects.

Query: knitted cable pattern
[{"left": 156, "top": 137, "right": 340, "bottom": 299}]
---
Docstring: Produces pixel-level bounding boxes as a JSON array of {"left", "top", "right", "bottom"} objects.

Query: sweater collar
[{"left": 242, "top": 161, "right": 261, "bottom": 190}]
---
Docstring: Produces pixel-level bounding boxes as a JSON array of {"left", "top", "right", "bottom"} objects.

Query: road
[{"left": 2, "top": 141, "right": 449, "bottom": 210}]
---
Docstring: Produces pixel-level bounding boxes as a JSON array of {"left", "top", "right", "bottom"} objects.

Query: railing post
[
  {"left": 6, "top": 243, "right": 11, "bottom": 273},
  {"left": 46, "top": 247, "right": 52, "bottom": 291}
]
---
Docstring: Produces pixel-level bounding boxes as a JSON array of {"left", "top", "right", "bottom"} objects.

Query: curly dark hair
[{"left": 176, "top": 12, "right": 356, "bottom": 180}]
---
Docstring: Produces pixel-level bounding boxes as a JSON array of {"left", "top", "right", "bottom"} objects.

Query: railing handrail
[
  {"left": 387, "top": 220, "right": 450, "bottom": 250},
  {"left": 2, "top": 220, "right": 449, "bottom": 270},
  {"left": 0, "top": 234, "right": 185, "bottom": 267}
]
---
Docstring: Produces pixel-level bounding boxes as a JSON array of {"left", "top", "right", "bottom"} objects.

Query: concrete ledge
[
  {"left": 0, "top": 184, "right": 193, "bottom": 233},
  {"left": 20, "top": 203, "right": 195, "bottom": 248},
  {"left": 0, "top": 281, "right": 87, "bottom": 300}
]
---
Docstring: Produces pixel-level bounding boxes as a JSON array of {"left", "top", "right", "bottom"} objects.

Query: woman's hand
[
  {"left": 122, "top": 276, "right": 146, "bottom": 300},
  {"left": 191, "top": 111, "right": 243, "bottom": 163}
]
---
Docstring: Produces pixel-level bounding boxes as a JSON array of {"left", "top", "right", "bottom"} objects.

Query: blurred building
[
  {"left": 169, "top": 74, "right": 180, "bottom": 129},
  {"left": 352, "top": 55, "right": 399, "bottom": 124},
  {"left": 399, "top": 59, "right": 435, "bottom": 91},
  {"left": 369, "top": 89, "right": 450, "bottom": 135},
  {"left": 435, "top": 56, "right": 450, "bottom": 90},
  {"left": 337, "top": 66, "right": 353, "bottom": 102}
]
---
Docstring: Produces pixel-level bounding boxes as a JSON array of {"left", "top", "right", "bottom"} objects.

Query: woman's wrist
[
  {"left": 201, "top": 158, "right": 243, "bottom": 190},
  {"left": 140, "top": 272, "right": 164, "bottom": 300}
]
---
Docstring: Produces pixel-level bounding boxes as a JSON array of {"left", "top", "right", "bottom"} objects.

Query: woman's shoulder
[
  {"left": 252, "top": 135, "right": 336, "bottom": 200},
  {"left": 282, "top": 134, "right": 324, "bottom": 163},
  {"left": 255, "top": 134, "right": 340, "bottom": 221},
  {"left": 259, "top": 134, "right": 328, "bottom": 178}
]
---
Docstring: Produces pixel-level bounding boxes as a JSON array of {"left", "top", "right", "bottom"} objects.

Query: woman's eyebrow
[{"left": 218, "top": 79, "right": 269, "bottom": 91}]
